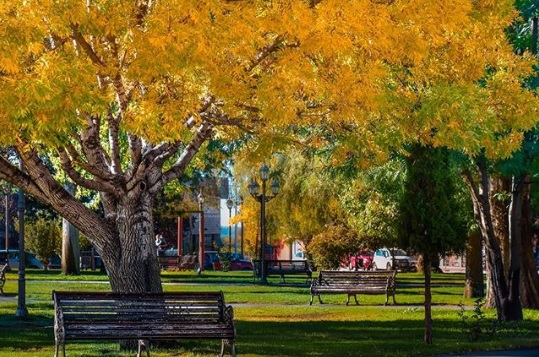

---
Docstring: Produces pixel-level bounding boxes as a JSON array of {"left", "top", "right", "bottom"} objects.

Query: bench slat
[
  {"left": 53, "top": 291, "right": 236, "bottom": 357},
  {"left": 310, "top": 270, "right": 397, "bottom": 306}
]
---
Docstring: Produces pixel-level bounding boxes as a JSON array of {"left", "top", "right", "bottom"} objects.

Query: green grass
[{"left": 1, "top": 269, "right": 538, "bottom": 356}]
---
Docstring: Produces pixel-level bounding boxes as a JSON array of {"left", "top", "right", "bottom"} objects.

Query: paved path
[{"left": 429, "top": 348, "right": 539, "bottom": 356}]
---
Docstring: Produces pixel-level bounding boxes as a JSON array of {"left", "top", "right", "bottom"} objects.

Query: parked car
[
  {"left": 0, "top": 250, "right": 45, "bottom": 270},
  {"left": 372, "top": 248, "right": 417, "bottom": 272},
  {"left": 48, "top": 254, "right": 61, "bottom": 269},
  {"left": 203, "top": 251, "right": 220, "bottom": 270},
  {"left": 228, "top": 258, "right": 254, "bottom": 271},
  {"left": 349, "top": 250, "right": 374, "bottom": 271}
]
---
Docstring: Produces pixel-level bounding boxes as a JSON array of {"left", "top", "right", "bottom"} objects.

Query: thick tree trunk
[
  {"left": 518, "top": 175, "right": 539, "bottom": 308},
  {"left": 490, "top": 177, "right": 511, "bottom": 277},
  {"left": 424, "top": 255, "right": 433, "bottom": 345},
  {"left": 464, "top": 229, "right": 484, "bottom": 298},
  {"left": 102, "top": 193, "right": 162, "bottom": 293},
  {"left": 505, "top": 176, "right": 523, "bottom": 321}
]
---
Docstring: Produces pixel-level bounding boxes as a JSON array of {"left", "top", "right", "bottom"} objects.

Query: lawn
[{"left": 1, "top": 269, "right": 538, "bottom": 356}]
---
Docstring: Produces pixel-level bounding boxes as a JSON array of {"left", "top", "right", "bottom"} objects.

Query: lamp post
[
  {"left": 197, "top": 192, "right": 205, "bottom": 274},
  {"left": 15, "top": 162, "right": 28, "bottom": 317},
  {"left": 248, "top": 164, "right": 280, "bottom": 284},
  {"left": 226, "top": 198, "right": 234, "bottom": 256},
  {"left": 237, "top": 196, "right": 244, "bottom": 257}
]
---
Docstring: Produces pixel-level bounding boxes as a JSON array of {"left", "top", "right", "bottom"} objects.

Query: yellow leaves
[{"left": 0, "top": 0, "right": 534, "bottom": 163}]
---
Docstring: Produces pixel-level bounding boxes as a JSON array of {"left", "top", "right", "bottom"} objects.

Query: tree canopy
[{"left": 0, "top": 1, "right": 537, "bottom": 293}]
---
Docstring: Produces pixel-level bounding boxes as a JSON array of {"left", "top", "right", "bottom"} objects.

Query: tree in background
[
  {"left": 25, "top": 217, "right": 61, "bottom": 270},
  {"left": 399, "top": 144, "right": 468, "bottom": 344},
  {"left": 342, "top": 159, "right": 406, "bottom": 250},
  {"left": 308, "top": 223, "right": 358, "bottom": 270}
]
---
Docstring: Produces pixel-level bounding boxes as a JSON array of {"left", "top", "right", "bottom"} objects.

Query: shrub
[{"left": 307, "top": 223, "right": 357, "bottom": 270}]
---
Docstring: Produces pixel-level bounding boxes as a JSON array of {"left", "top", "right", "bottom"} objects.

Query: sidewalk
[{"left": 429, "top": 347, "right": 539, "bottom": 356}]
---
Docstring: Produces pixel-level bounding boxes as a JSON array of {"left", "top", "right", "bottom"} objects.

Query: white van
[{"left": 0, "top": 250, "right": 45, "bottom": 269}]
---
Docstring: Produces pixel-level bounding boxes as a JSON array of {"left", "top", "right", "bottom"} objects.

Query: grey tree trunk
[
  {"left": 62, "top": 183, "right": 80, "bottom": 275},
  {"left": 462, "top": 156, "right": 520, "bottom": 322}
]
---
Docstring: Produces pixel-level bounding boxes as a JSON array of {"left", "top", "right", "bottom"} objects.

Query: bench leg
[
  {"left": 345, "top": 294, "right": 359, "bottom": 306},
  {"left": 310, "top": 293, "right": 324, "bottom": 305},
  {"left": 220, "top": 339, "right": 235, "bottom": 357},
  {"left": 137, "top": 339, "right": 150, "bottom": 357}
]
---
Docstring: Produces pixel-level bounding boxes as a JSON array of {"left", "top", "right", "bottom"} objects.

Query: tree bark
[
  {"left": 505, "top": 176, "right": 524, "bottom": 321},
  {"left": 104, "top": 193, "right": 162, "bottom": 293},
  {"left": 463, "top": 229, "right": 484, "bottom": 298},
  {"left": 462, "top": 156, "right": 517, "bottom": 321},
  {"left": 490, "top": 177, "right": 511, "bottom": 278},
  {"left": 61, "top": 182, "right": 80, "bottom": 275},
  {"left": 518, "top": 174, "right": 539, "bottom": 308}
]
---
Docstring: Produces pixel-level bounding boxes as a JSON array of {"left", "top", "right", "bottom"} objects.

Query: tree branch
[{"left": 70, "top": 24, "right": 105, "bottom": 67}]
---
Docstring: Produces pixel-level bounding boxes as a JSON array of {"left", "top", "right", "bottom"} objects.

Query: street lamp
[
  {"left": 237, "top": 196, "right": 244, "bottom": 257},
  {"left": 226, "top": 198, "right": 234, "bottom": 256},
  {"left": 248, "top": 163, "right": 280, "bottom": 284},
  {"left": 15, "top": 161, "right": 28, "bottom": 317},
  {"left": 197, "top": 191, "right": 205, "bottom": 274}
]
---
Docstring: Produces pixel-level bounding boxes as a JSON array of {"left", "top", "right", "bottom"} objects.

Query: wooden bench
[
  {"left": 310, "top": 270, "right": 397, "bottom": 306},
  {"left": 0, "top": 264, "right": 6, "bottom": 295},
  {"left": 157, "top": 255, "right": 197, "bottom": 271},
  {"left": 53, "top": 290, "right": 236, "bottom": 357},
  {"left": 254, "top": 260, "right": 312, "bottom": 283}
]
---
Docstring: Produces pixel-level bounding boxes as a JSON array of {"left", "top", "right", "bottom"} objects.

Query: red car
[{"left": 348, "top": 250, "right": 374, "bottom": 271}]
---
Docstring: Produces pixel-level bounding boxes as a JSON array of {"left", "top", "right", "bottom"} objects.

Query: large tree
[{"left": 0, "top": 1, "right": 536, "bottom": 294}]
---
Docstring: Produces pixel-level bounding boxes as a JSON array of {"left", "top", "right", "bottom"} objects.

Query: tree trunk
[
  {"left": 61, "top": 183, "right": 80, "bottom": 275},
  {"left": 424, "top": 255, "right": 433, "bottom": 345},
  {"left": 102, "top": 193, "right": 163, "bottom": 293},
  {"left": 490, "top": 177, "right": 511, "bottom": 277},
  {"left": 505, "top": 176, "right": 524, "bottom": 321},
  {"left": 518, "top": 174, "right": 539, "bottom": 308},
  {"left": 464, "top": 228, "right": 484, "bottom": 298},
  {"left": 462, "top": 156, "right": 516, "bottom": 321}
]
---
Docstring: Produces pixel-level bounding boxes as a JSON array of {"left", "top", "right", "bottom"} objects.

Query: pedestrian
[{"left": 155, "top": 233, "right": 167, "bottom": 256}]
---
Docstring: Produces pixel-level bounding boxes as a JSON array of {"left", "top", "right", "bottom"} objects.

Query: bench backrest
[
  {"left": 318, "top": 270, "right": 396, "bottom": 288},
  {"left": 266, "top": 260, "right": 310, "bottom": 271},
  {"left": 53, "top": 291, "right": 232, "bottom": 329}
]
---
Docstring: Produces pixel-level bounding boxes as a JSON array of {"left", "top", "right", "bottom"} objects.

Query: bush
[
  {"left": 25, "top": 217, "right": 61, "bottom": 269},
  {"left": 307, "top": 223, "right": 357, "bottom": 270}
]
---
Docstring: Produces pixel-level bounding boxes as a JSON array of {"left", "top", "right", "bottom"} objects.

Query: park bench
[
  {"left": 52, "top": 290, "right": 236, "bottom": 357},
  {"left": 157, "top": 254, "right": 197, "bottom": 271},
  {"left": 0, "top": 264, "right": 6, "bottom": 295},
  {"left": 309, "top": 270, "right": 397, "bottom": 306},
  {"left": 254, "top": 260, "right": 312, "bottom": 283}
]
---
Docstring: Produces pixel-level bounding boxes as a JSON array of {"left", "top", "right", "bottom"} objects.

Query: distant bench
[
  {"left": 0, "top": 264, "right": 6, "bottom": 295},
  {"left": 254, "top": 260, "right": 313, "bottom": 283},
  {"left": 157, "top": 255, "right": 197, "bottom": 271},
  {"left": 52, "top": 290, "right": 236, "bottom": 357},
  {"left": 310, "top": 270, "right": 397, "bottom": 306}
]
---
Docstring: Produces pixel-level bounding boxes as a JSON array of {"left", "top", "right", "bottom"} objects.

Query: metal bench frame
[
  {"left": 53, "top": 290, "right": 236, "bottom": 357},
  {"left": 310, "top": 270, "right": 397, "bottom": 306},
  {"left": 0, "top": 264, "right": 6, "bottom": 295},
  {"left": 254, "top": 259, "right": 312, "bottom": 283}
]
